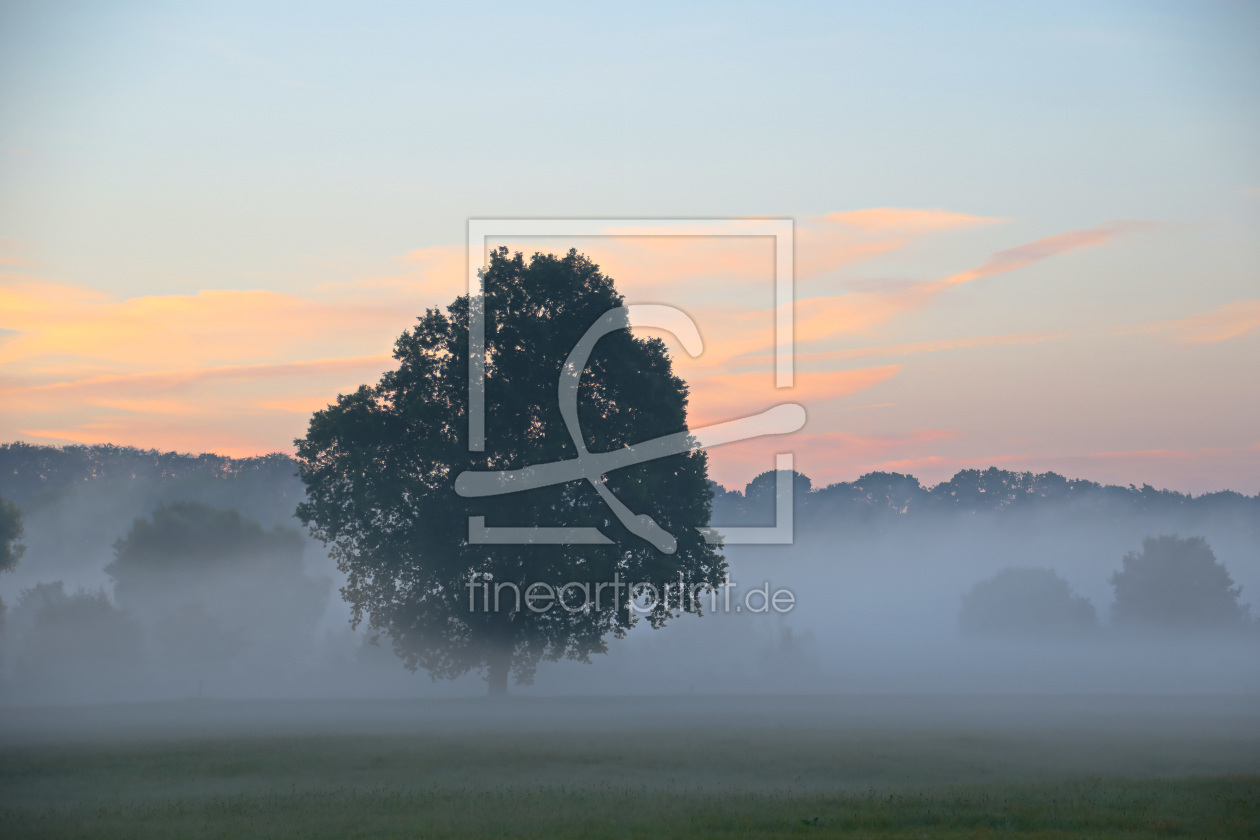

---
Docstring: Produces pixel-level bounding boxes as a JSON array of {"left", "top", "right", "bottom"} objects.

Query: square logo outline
[{"left": 465, "top": 218, "right": 797, "bottom": 546}]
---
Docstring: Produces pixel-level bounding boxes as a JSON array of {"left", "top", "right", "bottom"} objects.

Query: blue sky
[{"left": 1, "top": 1, "right": 1257, "bottom": 491}]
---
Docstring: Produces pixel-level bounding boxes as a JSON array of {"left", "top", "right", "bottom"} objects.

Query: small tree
[
  {"left": 1110, "top": 535, "right": 1250, "bottom": 630},
  {"left": 959, "top": 567, "right": 1097, "bottom": 637},
  {"left": 295, "top": 248, "right": 726, "bottom": 695}
]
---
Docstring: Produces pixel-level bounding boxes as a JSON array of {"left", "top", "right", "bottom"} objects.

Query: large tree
[{"left": 295, "top": 248, "right": 726, "bottom": 694}]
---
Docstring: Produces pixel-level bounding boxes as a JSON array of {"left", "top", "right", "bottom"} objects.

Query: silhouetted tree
[
  {"left": 0, "top": 494, "right": 23, "bottom": 574},
  {"left": 959, "top": 567, "right": 1097, "bottom": 637},
  {"left": 0, "top": 494, "right": 24, "bottom": 631},
  {"left": 810, "top": 471, "right": 928, "bottom": 527},
  {"left": 1110, "top": 535, "right": 1250, "bottom": 630},
  {"left": 295, "top": 248, "right": 725, "bottom": 695},
  {"left": 740, "top": 469, "right": 813, "bottom": 526}
]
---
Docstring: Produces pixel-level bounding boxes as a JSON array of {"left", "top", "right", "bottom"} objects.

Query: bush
[
  {"left": 12, "top": 583, "right": 145, "bottom": 688},
  {"left": 959, "top": 567, "right": 1097, "bottom": 638}
]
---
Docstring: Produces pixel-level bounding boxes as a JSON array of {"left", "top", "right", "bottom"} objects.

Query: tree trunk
[{"left": 487, "top": 645, "right": 510, "bottom": 697}]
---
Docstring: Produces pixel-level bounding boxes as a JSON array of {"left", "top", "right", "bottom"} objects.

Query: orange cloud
[
  {"left": 0, "top": 332, "right": 399, "bottom": 454},
  {"left": 795, "top": 209, "right": 1002, "bottom": 278},
  {"left": 707, "top": 223, "right": 1140, "bottom": 362},
  {"left": 0, "top": 286, "right": 415, "bottom": 372},
  {"left": 687, "top": 365, "right": 899, "bottom": 426}
]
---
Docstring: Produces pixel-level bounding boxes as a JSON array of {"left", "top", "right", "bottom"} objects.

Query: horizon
[{"left": 3, "top": 437, "right": 1257, "bottom": 499}]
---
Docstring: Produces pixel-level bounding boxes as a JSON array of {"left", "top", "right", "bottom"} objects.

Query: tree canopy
[
  {"left": 1110, "top": 535, "right": 1251, "bottom": 630},
  {"left": 295, "top": 248, "right": 726, "bottom": 694},
  {"left": 0, "top": 494, "right": 24, "bottom": 575},
  {"left": 958, "top": 567, "right": 1098, "bottom": 637},
  {"left": 108, "top": 502, "right": 306, "bottom": 602},
  {"left": 106, "top": 502, "right": 328, "bottom": 656}
]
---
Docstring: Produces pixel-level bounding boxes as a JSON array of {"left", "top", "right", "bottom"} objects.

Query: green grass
[
  {"left": 4, "top": 777, "right": 1258, "bottom": 839},
  {"left": 2, "top": 727, "right": 1258, "bottom": 838}
]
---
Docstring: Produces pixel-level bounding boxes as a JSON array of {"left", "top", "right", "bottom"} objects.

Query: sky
[{"left": 0, "top": 0, "right": 1257, "bottom": 493}]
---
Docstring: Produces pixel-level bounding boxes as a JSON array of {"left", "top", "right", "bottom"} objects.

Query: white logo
[{"left": 459, "top": 219, "right": 802, "bottom": 549}]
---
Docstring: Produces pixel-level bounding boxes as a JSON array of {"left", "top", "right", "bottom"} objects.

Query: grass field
[{"left": 2, "top": 697, "right": 1258, "bottom": 838}]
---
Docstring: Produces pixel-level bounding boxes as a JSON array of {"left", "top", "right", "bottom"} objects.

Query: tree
[
  {"left": 0, "top": 494, "right": 25, "bottom": 632},
  {"left": 9, "top": 582, "right": 145, "bottom": 689},
  {"left": 1110, "top": 535, "right": 1251, "bottom": 630},
  {"left": 740, "top": 469, "right": 813, "bottom": 526},
  {"left": 959, "top": 567, "right": 1098, "bottom": 637},
  {"left": 107, "top": 502, "right": 329, "bottom": 658},
  {"left": 295, "top": 248, "right": 726, "bottom": 695},
  {"left": 0, "top": 494, "right": 24, "bottom": 574}
]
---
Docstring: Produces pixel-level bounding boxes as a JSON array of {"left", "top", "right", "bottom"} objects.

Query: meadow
[{"left": 2, "top": 695, "right": 1258, "bottom": 838}]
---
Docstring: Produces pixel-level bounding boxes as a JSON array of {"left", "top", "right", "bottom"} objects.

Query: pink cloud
[
  {"left": 738, "top": 331, "right": 1070, "bottom": 368},
  {"left": 932, "top": 221, "right": 1145, "bottom": 289},
  {"left": 1116, "top": 299, "right": 1260, "bottom": 344},
  {"left": 687, "top": 365, "right": 900, "bottom": 426}
]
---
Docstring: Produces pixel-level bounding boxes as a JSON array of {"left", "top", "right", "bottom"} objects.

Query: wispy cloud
[
  {"left": 702, "top": 223, "right": 1136, "bottom": 365},
  {"left": 2, "top": 355, "right": 398, "bottom": 456},
  {"left": 931, "top": 222, "right": 1146, "bottom": 289},
  {"left": 738, "top": 331, "right": 1071, "bottom": 369},
  {"left": 819, "top": 207, "right": 1003, "bottom": 233},
  {"left": 687, "top": 365, "right": 900, "bottom": 425},
  {"left": 1115, "top": 299, "right": 1260, "bottom": 344}
]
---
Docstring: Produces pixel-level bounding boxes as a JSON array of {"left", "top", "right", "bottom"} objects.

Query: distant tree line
[
  {"left": 4, "top": 445, "right": 1257, "bottom": 529},
  {"left": 714, "top": 467, "right": 1260, "bottom": 528},
  {"left": 0, "top": 443, "right": 305, "bottom": 528}
]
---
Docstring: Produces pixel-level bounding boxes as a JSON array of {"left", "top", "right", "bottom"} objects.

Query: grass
[
  {"left": 2, "top": 714, "right": 1258, "bottom": 838},
  {"left": 3, "top": 777, "right": 1258, "bottom": 839}
]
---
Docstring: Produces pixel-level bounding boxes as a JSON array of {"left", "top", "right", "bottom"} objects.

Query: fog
[{"left": 1, "top": 450, "right": 1256, "bottom": 710}]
